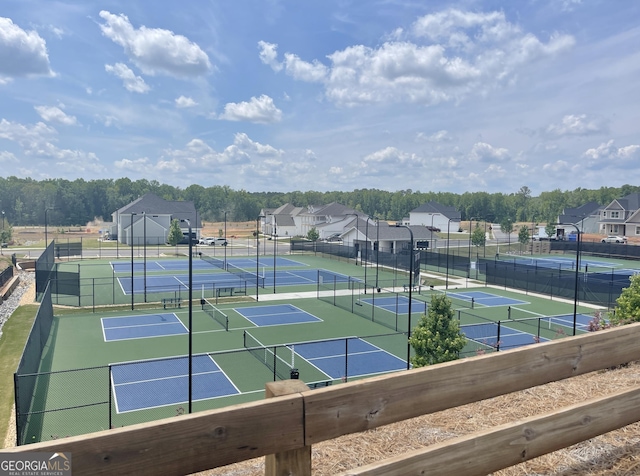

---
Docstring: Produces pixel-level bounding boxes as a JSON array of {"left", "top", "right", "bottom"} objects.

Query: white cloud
[
  {"left": 583, "top": 140, "right": 640, "bottom": 169},
  {"left": 98, "top": 11, "right": 212, "bottom": 78},
  {"left": 416, "top": 130, "right": 451, "bottom": 142},
  {"left": 105, "top": 63, "right": 150, "bottom": 93},
  {"left": 283, "top": 53, "right": 328, "bottom": 82},
  {"left": 175, "top": 96, "right": 197, "bottom": 108},
  {"left": 34, "top": 105, "right": 77, "bottom": 125},
  {"left": 0, "top": 118, "right": 103, "bottom": 171},
  {"left": 219, "top": 95, "right": 282, "bottom": 123},
  {"left": 115, "top": 157, "right": 152, "bottom": 172},
  {"left": 233, "top": 132, "right": 283, "bottom": 156},
  {"left": 0, "top": 150, "right": 18, "bottom": 163},
  {"left": 0, "top": 17, "right": 53, "bottom": 80},
  {"left": 260, "top": 8, "right": 575, "bottom": 107},
  {"left": 545, "top": 114, "right": 605, "bottom": 137},
  {"left": 258, "top": 41, "right": 282, "bottom": 72},
  {"left": 469, "top": 142, "right": 510, "bottom": 162}
]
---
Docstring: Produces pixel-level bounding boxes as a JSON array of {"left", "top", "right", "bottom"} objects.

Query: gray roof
[
  {"left": 559, "top": 202, "right": 602, "bottom": 224},
  {"left": 410, "top": 201, "right": 461, "bottom": 220},
  {"left": 615, "top": 193, "right": 640, "bottom": 211},
  {"left": 119, "top": 193, "right": 201, "bottom": 227},
  {"left": 312, "top": 202, "right": 360, "bottom": 217},
  {"left": 367, "top": 223, "right": 435, "bottom": 241}
]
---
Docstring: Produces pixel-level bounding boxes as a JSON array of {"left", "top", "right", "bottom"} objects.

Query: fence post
[{"left": 264, "top": 380, "right": 311, "bottom": 476}]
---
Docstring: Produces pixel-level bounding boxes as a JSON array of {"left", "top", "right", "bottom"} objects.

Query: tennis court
[
  {"left": 446, "top": 290, "right": 528, "bottom": 307},
  {"left": 236, "top": 304, "right": 322, "bottom": 327},
  {"left": 536, "top": 313, "right": 595, "bottom": 332},
  {"left": 102, "top": 313, "right": 187, "bottom": 341},
  {"left": 293, "top": 337, "right": 407, "bottom": 379},
  {"left": 111, "top": 355, "right": 240, "bottom": 412},
  {"left": 117, "top": 273, "right": 245, "bottom": 294},
  {"left": 462, "top": 322, "right": 548, "bottom": 349}
]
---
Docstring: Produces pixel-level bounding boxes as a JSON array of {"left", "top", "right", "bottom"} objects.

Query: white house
[{"left": 107, "top": 193, "right": 201, "bottom": 245}]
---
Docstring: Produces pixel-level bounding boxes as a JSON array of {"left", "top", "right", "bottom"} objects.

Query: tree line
[{"left": 0, "top": 176, "right": 638, "bottom": 227}]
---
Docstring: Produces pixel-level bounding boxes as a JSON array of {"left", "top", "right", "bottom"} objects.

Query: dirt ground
[{"left": 6, "top": 221, "right": 257, "bottom": 247}]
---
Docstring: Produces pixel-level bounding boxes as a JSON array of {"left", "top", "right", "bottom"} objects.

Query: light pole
[
  {"left": 44, "top": 207, "right": 54, "bottom": 246},
  {"left": 375, "top": 217, "right": 380, "bottom": 289},
  {"left": 347, "top": 213, "right": 359, "bottom": 265},
  {"left": 223, "top": 211, "right": 228, "bottom": 268},
  {"left": 445, "top": 217, "right": 454, "bottom": 290},
  {"left": 272, "top": 214, "right": 277, "bottom": 293},
  {"left": 395, "top": 224, "right": 414, "bottom": 370},
  {"left": 256, "top": 215, "right": 265, "bottom": 301},
  {"left": 467, "top": 217, "right": 479, "bottom": 278},
  {"left": 181, "top": 218, "right": 193, "bottom": 413},
  {"left": 364, "top": 217, "right": 371, "bottom": 293},
  {"left": 130, "top": 212, "right": 136, "bottom": 310},
  {"left": 553, "top": 222, "right": 581, "bottom": 336},
  {"left": 143, "top": 212, "right": 147, "bottom": 303}
]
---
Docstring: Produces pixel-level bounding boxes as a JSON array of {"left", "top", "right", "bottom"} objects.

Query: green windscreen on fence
[{"left": 14, "top": 281, "right": 54, "bottom": 445}]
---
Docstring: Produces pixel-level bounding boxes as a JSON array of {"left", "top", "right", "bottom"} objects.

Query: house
[
  {"left": 599, "top": 193, "right": 640, "bottom": 237},
  {"left": 556, "top": 202, "right": 603, "bottom": 237},
  {"left": 407, "top": 202, "right": 461, "bottom": 231},
  {"left": 259, "top": 202, "right": 364, "bottom": 239},
  {"left": 107, "top": 193, "right": 201, "bottom": 245},
  {"left": 342, "top": 221, "right": 436, "bottom": 255}
]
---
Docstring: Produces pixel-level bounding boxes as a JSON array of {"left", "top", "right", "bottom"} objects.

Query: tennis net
[
  {"left": 200, "top": 254, "right": 225, "bottom": 270},
  {"left": 227, "top": 263, "right": 265, "bottom": 288},
  {"left": 202, "top": 298, "right": 229, "bottom": 331},
  {"left": 243, "top": 330, "right": 294, "bottom": 380}
]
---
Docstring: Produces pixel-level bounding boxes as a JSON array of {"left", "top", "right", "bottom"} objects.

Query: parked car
[
  {"left": 325, "top": 233, "right": 343, "bottom": 243},
  {"left": 601, "top": 235, "right": 627, "bottom": 244},
  {"left": 198, "top": 237, "right": 216, "bottom": 245},
  {"left": 213, "top": 237, "right": 228, "bottom": 246}
]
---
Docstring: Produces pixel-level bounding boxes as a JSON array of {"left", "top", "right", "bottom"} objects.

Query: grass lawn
[{"left": 0, "top": 305, "right": 37, "bottom": 448}]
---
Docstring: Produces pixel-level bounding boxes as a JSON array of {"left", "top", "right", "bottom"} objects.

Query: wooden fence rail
[{"left": 5, "top": 323, "right": 640, "bottom": 476}]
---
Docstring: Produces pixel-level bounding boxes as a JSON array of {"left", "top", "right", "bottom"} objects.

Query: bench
[
  {"left": 403, "top": 284, "right": 420, "bottom": 292},
  {"left": 308, "top": 381, "right": 333, "bottom": 389},
  {"left": 162, "top": 297, "right": 182, "bottom": 309}
]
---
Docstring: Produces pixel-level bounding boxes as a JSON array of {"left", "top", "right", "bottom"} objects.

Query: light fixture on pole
[
  {"left": 395, "top": 224, "right": 414, "bottom": 371},
  {"left": 256, "top": 215, "right": 265, "bottom": 301},
  {"left": 181, "top": 218, "right": 193, "bottom": 413},
  {"left": 553, "top": 222, "right": 581, "bottom": 336},
  {"left": 130, "top": 212, "right": 136, "bottom": 310}
]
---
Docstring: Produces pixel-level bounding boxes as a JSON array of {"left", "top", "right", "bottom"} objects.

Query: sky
[{"left": 0, "top": 1, "right": 639, "bottom": 195}]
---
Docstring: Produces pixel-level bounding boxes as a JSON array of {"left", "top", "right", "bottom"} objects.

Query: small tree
[
  {"left": 409, "top": 294, "right": 467, "bottom": 367},
  {"left": 610, "top": 274, "right": 640, "bottom": 325},
  {"left": 307, "top": 227, "right": 319, "bottom": 241},
  {"left": 545, "top": 224, "right": 556, "bottom": 239},
  {"left": 167, "top": 219, "right": 183, "bottom": 254},
  {"left": 500, "top": 219, "right": 514, "bottom": 252},
  {"left": 518, "top": 226, "right": 530, "bottom": 246},
  {"left": 471, "top": 224, "right": 485, "bottom": 247}
]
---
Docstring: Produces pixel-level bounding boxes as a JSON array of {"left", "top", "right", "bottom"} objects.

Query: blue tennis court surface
[
  {"left": 102, "top": 313, "right": 187, "bottom": 341},
  {"left": 360, "top": 296, "right": 429, "bottom": 314},
  {"left": 539, "top": 313, "right": 595, "bottom": 332},
  {"left": 236, "top": 304, "right": 322, "bottom": 327},
  {"left": 111, "top": 257, "right": 308, "bottom": 273},
  {"left": 462, "top": 322, "right": 548, "bottom": 349},
  {"left": 445, "top": 291, "right": 527, "bottom": 307},
  {"left": 117, "top": 273, "right": 246, "bottom": 294},
  {"left": 111, "top": 355, "right": 239, "bottom": 412},
  {"left": 294, "top": 338, "right": 406, "bottom": 379}
]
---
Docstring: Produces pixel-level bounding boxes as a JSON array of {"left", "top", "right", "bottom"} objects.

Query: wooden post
[{"left": 265, "top": 380, "right": 311, "bottom": 476}]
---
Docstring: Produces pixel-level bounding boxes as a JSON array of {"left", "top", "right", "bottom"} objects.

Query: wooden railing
[{"left": 5, "top": 323, "right": 640, "bottom": 476}]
